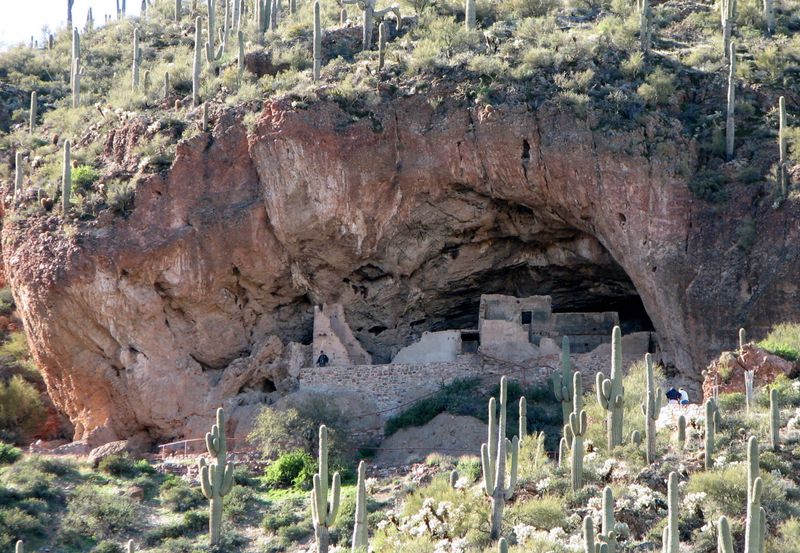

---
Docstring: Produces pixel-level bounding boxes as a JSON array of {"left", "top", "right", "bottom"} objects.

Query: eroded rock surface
[{"left": 4, "top": 94, "right": 800, "bottom": 444}]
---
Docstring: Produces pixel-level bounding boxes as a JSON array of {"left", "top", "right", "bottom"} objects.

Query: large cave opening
[{"left": 336, "top": 200, "right": 658, "bottom": 364}]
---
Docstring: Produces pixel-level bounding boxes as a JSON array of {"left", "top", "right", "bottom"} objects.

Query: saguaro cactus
[
  {"left": 664, "top": 472, "right": 679, "bottom": 553},
  {"left": 312, "top": 425, "right": 341, "bottom": 553},
  {"left": 518, "top": 396, "right": 527, "bottom": 440},
  {"left": 764, "top": 0, "right": 774, "bottom": 34},
  {"left": 744, "top": 369, "right": 755, "bottom": 413},
  {"left": 199, "top": 407, "right": 235, "bottom": 545},
  {"left": 16, "top": 540, "right": 23, "bottom": 553},
  {"left": 237, "top": 30, "right": 244, "bottom": 84},
  {"left": 778, "top": 96, "right": 787, "bottom": 195},
  {"left": 553, "top": 336, "right": 574, "bottom": 427},
  {"left": 676, "top": 414, "right": 686, "bottom": 449},
  {"left": 726, "top": 42, "right": 736, "bottom": 160},
  {"left": 449, "top": 469, "right": 459, "bottom": 488},
  {"left": 596, "top": 326, "right": 625, "bottom": 449},
  {"left": 498, "top": 537, "right": 508, "bottom": 553},
  {"left": 71, "top": 57, "right": 84, "bottom": 108},
  {"left": 641, "top": 353, "right": 662, "bottom": 464},
  {"left": 465, "top": 0, "right": 475, "bottom": 30},
  {"left": 718, "top": 516, "right": 735, "bottom": 553},
  {"left": 583, "top": 515, "right": 596, "bottom": 553},
  {"left": 71, "top": 27, "right": 80, "bottom": 83},
  {"left": 193, "top": 17, "right": 202, "bottom": 106},
  {"left": 14, "top": 152, "right": 23, "bottom": 199},
  {"left": 598, "top": 486, "right": 618, "bottom": 553},
  {"left": 569, "top": 372, "right": 587, "bottom": 491},
  {"left": 481, "top": 376, "right": 519, "bottom": 540},
  {"left": 638, "top": 0, "right": 651, "bottom": 54},
  {"left": 341, "top": 0, "right": 401, "bottom": 51},
  {"left": 68, "top": 0, "right": 75, "bottom": 27},
  {"left": 378, "top": 21, "right": 387, "bottom": 69},
  {"left": 164, "top": 72, "right": 171, "bottom": 100},
  {"left": 558, "top": 436, "right": 568, "bottom": 468},
  {"left": 86, "top": 8, "right": 94, "bottom": 31},
  {"left": 132, "top": 28, "right": 141, "bottom": 90},
  {"left": 62, "top": 140, "right": 71, "bottom": 213},
  {"left": 721, "top": 0, "right": 736, "bottom": 59},
  {"left": 312, "top": 0, "right": 321, "bottom": 80},
  {"left": 126, "top": 539, "right": 133, "bottom": 553},
  {"left": 745, "top": 436, "right": 765, "bottom": 553},
  {"left": 175, "top": 0, "right": 182, "bottom": 20},
  {"left": 770, "top": 388, "right": 780, "bottom": 451},
  {"left": 352, "top": 460, "right": 368, "bottom": 551},
  {"left": 704, "top": 398, "right": 716, "bottom": 469}
]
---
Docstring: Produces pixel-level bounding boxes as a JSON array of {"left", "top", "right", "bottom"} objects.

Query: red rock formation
[
  {"left": 702, "top": 344, "right": 797, "bottom": 400},
  {"left": 4, "top": 95, "right": 800, "bottom": 445}
]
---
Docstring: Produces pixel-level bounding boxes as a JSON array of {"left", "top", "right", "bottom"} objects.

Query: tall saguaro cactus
[
  {"left": 132, "top": 28, "right": 142, "bottom": 90},
  {"left": 341, "top": 0, "right": 401, "bottom": 51},
  {"left": 569, "top": 371, "right": 586, "bottom": 491},
  {"left": 764, "top": 0, "right": 774, "bottom": 34},
  {"left": 312, "top": 0, "right": 321, "bottom": 80},
  {"left": 744, "top": 369, "right": 755, "bottom": 413},
  {"left": 718, "top": 516, "right": 734, "bottom": 553},
  {"left": 193, "top": 17, "right": 202, "bottom": 106},
  {"left": 16, "top": 540, "right": 23, "bottom": 553},
  {"left": 598, "top": 486, "right": 618, "bottom": 553},
  {"left": 676, "top": 414, "right": 686, "bottom": 449},
  {"left": 67, "top": 0, "right": 75, "bottom": 28},
  {"left": 596, "top": 326, "right": 625, "bottom": 449},
  {"left": 745, "top": 436, "right": 765, "bottom": 553},
  {"left": 378, "top": 21, "right": 387, "bottom": 69},
  {"left": 778, "top": 96, "right": 787, "bottom": 194},
  {"left": 62, "top": 140, "right": 71, "bottom": 213},
  {"left": 175, "top": 0, "right": 182, "bottom": 21},
  {"left": 14, "top": 152, "right": 23, "bottom": 199},
  {"left": 770, "top": 388, "right": 780, "bottom": 450},
  {"left": 312, "top": 425, "right": 341, "bottom": 553},
  {"left": 704, "top": 398, "right": 716, "bottom": 469},
  {"left": 553, "top": 336, "right": 575, "bottom": 427},
  {"left": 638, "top": 0, "right": 651, "bottom": 54},
  {"left": 664, "top": 472, "right": 679, "bottom": 553},
  {"left": 721, "top": 0, "right": 736, "bottom": 59},
  {"left": 465, "top": 0, "right": 475, "bottom": 30},
  {"left": 518, "top": 396, "right": 527, "bottom": 440},
  {"left": 726, "top": 42, "right": 736, "bottom": 160},
  {"left": 641, "top": 353, "right": 662, "bottom": 464},
  {"left": 352, "top": 460, "right": 368, "bottom": 551},
  {"left": 481, "top": 376, "right": 519, "bottom": 540},
  {"left": 199, "top": 407, "right": 235, "bottom": 545}
]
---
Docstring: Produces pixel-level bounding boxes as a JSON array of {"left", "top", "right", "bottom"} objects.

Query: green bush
[
  {"left": 759, "top": 323, "right": 800, "bottom": 361},
  {"left": 0, "top": 506, "right": 46, "bottom": 549},
  {"left": 455, "top": 455, "right": 482, "bottom": 483},
  {"left": 384, "top": 378, "right": 483, "bottom": 436},
  {"left": 0, "top": 375, "right": 45, "bottom": 443},
  {"left": 262, "top": 497, "right": 304, "bottom": 533},
  {"left": 0, "top": 289, "right": 14, "bottom": 316},
  {"left": 133, "top": 459, "right": 156, "bottom": 474},
  {"left": 97, "top": 454, "right": 136, "bottom": 477},
  {"left": 72, "top": 165, "right": 101, "bottom": 195},
  {"left": 756, "top": 375, "right": 800, "bottom": 408},
  {"left": 0, "top": 442, "right": 22, "bottom": 465},
  {"left": 60, "top": 485, "right": 139, "bottom": 543},
  {"left": 92, "top": 541, "right": 124, "bottom": 553},
  {"left": 223, "top": 485, "right": 257, "bottom": 522},
  {"left": 637, "top": 67, "right": 677, "bottom": 106},
  {"left": 264, "top": 450, "right": 316, "bottom": 489},
  {"left": 507, "top": 495, "right": 567, "bottom": 530},
  {"left": 770, "top": 518, "right": 800, "bottom": 552},
  {"left": 159, "top": 478, "right": 204, "bottom": 512},
  {"left": 717, "top": 392, "right": 745, "bottom": 412}
]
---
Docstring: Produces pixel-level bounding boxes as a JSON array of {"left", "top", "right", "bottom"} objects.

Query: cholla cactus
[
  {"left": 598, "top": 486, "right": 618, "bottom": 553},
  {"left": 676, "top": 414, "right": 686, "bottom": 449},
  {"left": 641, "top": 353, "right": 662, "bottom": 464},
  {"left": 132, "top": 28, "right": 141, "bottom": 90},
  {"left": 664, "top": 472, "right": 679, "bottom": 553},
  {"left": 704, "top": 398, "right": 716, "bottom": 469},
  {"left": 340, "top": 0, "right": 400, "bottom": 50},
  {"left": 193, "top": 17, "right": 202, "bottom": 106},
  {"left": 351, "top": 460, "right": 368, "bottom": 551},
  {"left": 726, "top": 42, "right": 736, "bottom": 160},
  {"left": 62, "top": 140, "right": 71, "bottom": 213},
  {"left": 553, "top": 336, "right": 575, "bottom": 427},
  {"left": 481, "top": 376, "right": 519, "bottom": 540},
  {"left": 312, "top": 0, "right": 321, "bottom": 80},
  {"left": 198, "top": 407, "right": 235, "bottom": 545},
  {"left": 312, "top": 425, "right": 341, "bottom": 553},
  {"left": 770, "top": 388, "right": 780, "bottom": 451},
  {"left": 596, "top": 326, "right": 625, "bottom": 449}
]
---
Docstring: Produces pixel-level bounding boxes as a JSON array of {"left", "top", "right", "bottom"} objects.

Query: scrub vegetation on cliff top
[{"left": 0, "top": 0, "right": 798, "bottom": 223}]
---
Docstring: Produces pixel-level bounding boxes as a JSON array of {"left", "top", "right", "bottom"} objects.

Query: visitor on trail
[
  {"left": 666, "top": 387, "right": 681, "bottom": 404},
  {"left": 678, "top": 387, "right": 689, "bottom": 405},
  {"left": 316, "top": 350, "right": 329, "bottom": 367}
]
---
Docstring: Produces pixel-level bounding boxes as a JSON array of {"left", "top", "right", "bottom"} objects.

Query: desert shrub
[
  {"left": 0, "top": 506, "right": 46, "bottom": 549},
  {"left": 384, "top": 378, "right": 482, "bottom": 435},
  {"left": 134, "top": 458, "right": 156, "bottom": 474},
  {"left": 455, "top": 455, "right": 482, "bottom": 483},
  {"left": 143, "top": 510, "right": 206, "bottom": 547},
  {"left": 770, "top": 518, "right": 800, "bottom": 552},
  {"left": 1, "top": 457, "right": 61, "bottom": 501},
  {"left": 249, "top": 393, "right": 352, "bottom": 463},
  {"left": 637, "top": 67, "right": 676, "bottom": 106},
  {"left": 264, "top": 450, "right": 316, "bottom": 489},
  {"left": 223, "top": 485, "right": 258, "bottom": 522},
  {"left": 262, "top": 498, "right": 304, "bottom": 533},
  {"left": 689, "top": 169, "right": 728, "bottom": 203},
  {"left": 758, "top": 322, "right": 800, "bottom": 361},
  {"left": 159, "top": 478, "right": 204, "bottom": 512},
  {"left": 0, "top": 289, "right": 15, "bottom": 316},
  {"left": 277, "top": 520, "right": 314, "bottom": 545},
  {"left": 756, "top": 374, "right": 800, "bottom": 408},
  {"left": 0, "top": 442, "right": 22, "bottom": 465},
  {"left": 620, "top": 51, "right": 644, "bottom": 78},
  {"left": 92, "top": 541, "right": 124, "bottom": 553},
  {"left": 329, "top": 487, "right": 384, "bottom": 545},
  {"left": 72, "top": 165, "right": 101, "bottom": 195},
  {"left": 717, "top": 392, "right": 745, "bottom": 412},
  {"left": 106, "top": 179, "right": 136, "bottom": 216},
  {"left": 517, "top": 431, "right": 551, "bottom": 484},
  {"left": 60, "top": 485, "right": 139, "bottom": 543},
  {"left": 0, "top": 375, "right": 45, "bottom": 442},
  {"left": 507, "top": 495, "right": 567, "bottom": 530},
  {"left": 98, "top": 454, "right": 136, "bottom": 477}
]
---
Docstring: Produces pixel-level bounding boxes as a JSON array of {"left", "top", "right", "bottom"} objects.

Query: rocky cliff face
[{"left": 4, "top": 92, "right": 800, "bottom": 445}]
